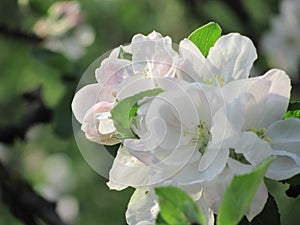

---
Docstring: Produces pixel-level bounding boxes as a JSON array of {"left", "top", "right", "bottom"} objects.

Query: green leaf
[
  {"left": 155, "top": 186, "right": 206, "bottom": 225},
  {"left": 111, "top": 88, "right": 163, "bottom": 139},
  {"left": 217, "top": 156, "right": 275, "bottom": 225},
  {"left": 284, "top": 102, "right": 300, "bottom": 119},
  {"left": 283, "top": 110, "right": 300, "bottom": 119},
  {"left": 118, "top": 46, "right": 132, "bottom": 60},
  {"left": 188, "top": 22, "right": 222, "bottom": 57},
  {"left": 155, "top": 213, "right": 169, "bottom": 225}
]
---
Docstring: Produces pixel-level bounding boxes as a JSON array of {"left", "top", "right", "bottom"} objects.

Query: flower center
[
  {"left": 203, "top": 74, "right": 224, "bottom": 87},
  {"left": 135, "top": 67, "right": 150, "bottom": 78},
  {"left": 248, "top": 128, "right": 271, "bottom": 142},
  {"left": 183, "top": 120, "right": 210, "bottom": 154}
]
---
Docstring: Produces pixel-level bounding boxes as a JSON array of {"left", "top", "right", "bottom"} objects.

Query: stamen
[
  {"left": 248, "top": 128, "right": 271, "bottom": 142},
  {"left": 183, "top": 120, "right": 210, "bottom": 154},
  {"left": 202, "top": 75, "right": 224, "bottom": 87}
]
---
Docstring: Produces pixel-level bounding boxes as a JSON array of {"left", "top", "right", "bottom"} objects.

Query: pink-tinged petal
[
  {"left": 131, "top": 31, "right": 178, "bottom": 78},
  {"left": 207, "top": 33, "right": 257, "bottom": 83},
  {"left": 82, "top": 102, "right": 119, "bottom": 145},
  {"left": 95, "top": 58, "right": 133, "bottom": 89},
  {"left": 258, "top": 69, "right": 291, "bottom": 127},
  {"left": 72, "top": 83, "right": 102, "bottom": 123},
  {"left": 126, "top": 188, "right": 159, "bottom": 225}
]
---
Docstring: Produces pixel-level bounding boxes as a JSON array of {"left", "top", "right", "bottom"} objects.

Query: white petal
[
  {"left": 227, "top": 159, "right": 268, "bottom": 220},
  {"left": 131, "top": 31, "right": 177, "bottom": 78},
  {"left": 126, "top": 188, "right": 159, "bottom": 225},
  {"left": 258, "top": 69, "right": 291, "bottom": 127},
  {"left": 233, "top": 132, "right": 272, "bottom": 166},
  {"left": 116, "top": 77, "right": 157, "bottom": 100},
  {"left": 202, "top": 165, "right": 234, "bottom": 213},
  {"left": 228, "top": 159, "right": 268, "bottom": 221},
  {"left": 72, "top": 84, "right": 102, "bottom": 123},
  {"left": 178, "top": 39, "right": 214, "bottom": 83},
  {"left": 221, "top": 77, "right": 258, "bottom": 103},
  {"left": 195, "top": 190, "right": 215, "bottom": 225},
  {"left": 210, "top": 98, "right": 244, "bottom": 147},
  {"left": 246, "top": 182, "right": 268, "bottom": 221},
  {"left": 197, "top": 148, "right": 229, "bottom": 181},
  {"left": 266, "top": 150, "right": 300, "bottom": 180},
  {"left": 98, "top": 118, "right": 115, "bottom": 134},
  {"left": 208, "top": 33, "right": 257, "bottom": 83},
  {"left": 107, "top": 146, "right": 152, "bottom": 190},
  {"left": 267, "top": 118, "right": 300, "bottom": 156}
]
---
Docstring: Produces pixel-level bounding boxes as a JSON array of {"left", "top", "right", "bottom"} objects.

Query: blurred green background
[{"left": 0, "top": 0, "right": 299, "bottom": 224}]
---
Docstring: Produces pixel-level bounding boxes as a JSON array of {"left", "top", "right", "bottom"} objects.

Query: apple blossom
[
  {"left": 72, "top": 31, "right": 179, "bottom": 145},
  {"left": 72, "top": 25, "right": 300, "bottom": 225},
  {"left": 178, "top": 32, "right": 257, "bottom": 86}
]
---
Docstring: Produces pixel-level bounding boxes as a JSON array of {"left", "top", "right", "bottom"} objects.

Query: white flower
[
  {"left": 210, "top": 69, "right": 299, "bottom": 180},
  {"left": 199, "top": 68, "right": 300, "bottom": 220},
  {"left": 107, "top": 32, "right": 266, "bottom": 223},
  {"left": 73, "top": 27, "right": 300, "bottom": 225},
  {"left": 126, "top": 188, "right": 159, "bottom": 225},
  {"left": 72, "top": 31, "right": 178, "bottom": 145},
  {"left": 108, "top": 33, "right": 258, "bottom": 190},
  {"left": 108, "top": 79, "right": 223, "bottom": 189},
  {"left": 178, "top": 33, "right": 257, "bottom": 86},
  {"left": 126, "top": 184, "right": 215, "bottom": 225},
  {"left": 261, "top": 0, "right": 300, "bottom": 81},
  {"left": 201, "top": 158, "right": 268, "bottom": 221}
]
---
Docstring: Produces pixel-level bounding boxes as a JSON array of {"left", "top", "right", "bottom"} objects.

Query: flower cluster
[
  {"left": 33, "top": 1, "right": 95, "bottom": 60},
  {"left": 72, "top": 24, "right": 300, "bottom": 225}
]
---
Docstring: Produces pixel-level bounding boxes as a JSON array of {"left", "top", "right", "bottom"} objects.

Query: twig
[
  {"left": 0, "top": 87, "right": 52, "bottom": 145},
  {"left": 0, "top": 160, "right": 69, "bottom": 225},
  {"left": 0, "top": 24, "right": 43, "bottom": 43}
]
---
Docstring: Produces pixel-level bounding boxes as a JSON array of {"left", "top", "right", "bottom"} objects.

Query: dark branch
[
  {"left": 0, "top": 87, "right": 52, "bottom": 144},
  {"left": 0, "top": 160, "right": 69, "bottom": 225},
  {"left": 0, "top": 24, "right": 43, "bottom": 43}
]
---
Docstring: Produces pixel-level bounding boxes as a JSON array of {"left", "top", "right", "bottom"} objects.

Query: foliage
[
  {"left": 188, "top": 22, "right": 222, "bottom": 57},
  {"left": 111, "top": 88, "right": 163, "bottom": 139},
  {"left": 217, "top": 157, "right": 274, "bottom": 225},
  {"left": 0, "top": 0, "right": 300, "bottom": 225},
  {"left": 155, "top": 186, "right": 206, "bottom": 225}
]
